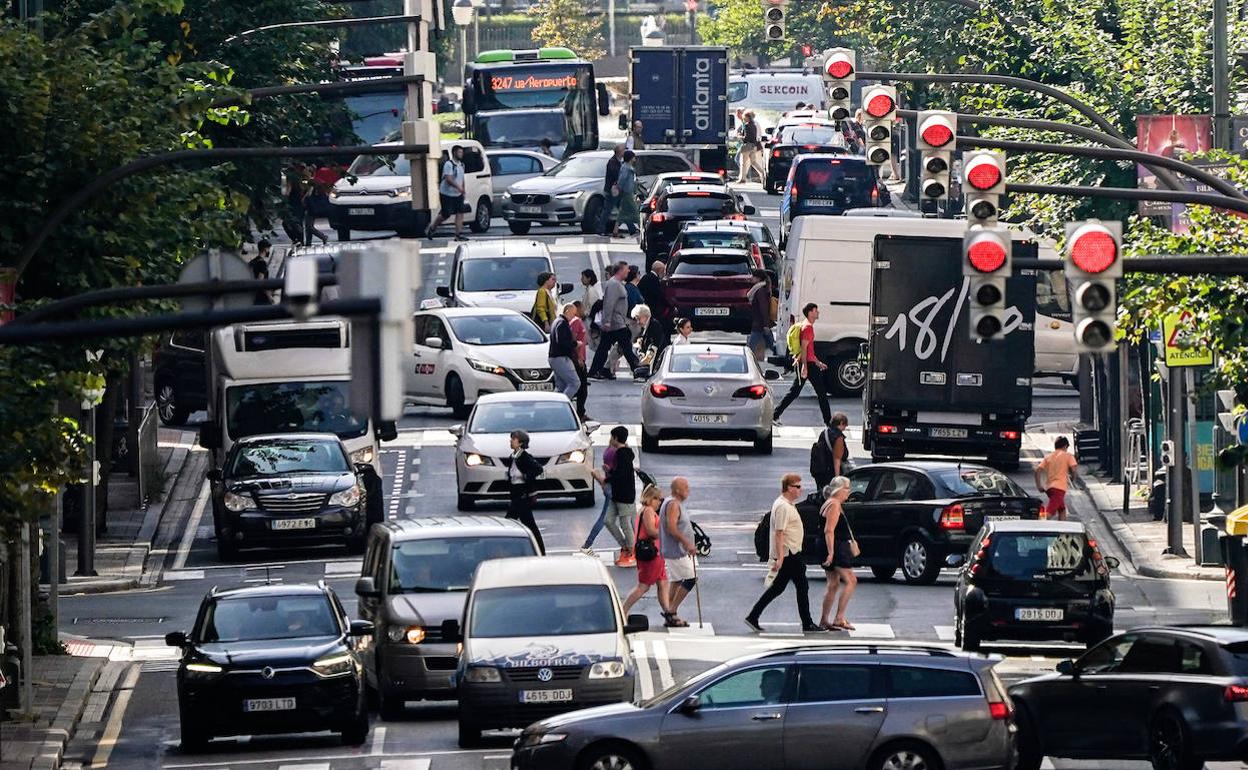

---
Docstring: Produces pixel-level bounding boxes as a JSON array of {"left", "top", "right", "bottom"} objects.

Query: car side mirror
[
  {"left": 377, "top": 421, "right": 398, "bottom": 442},
  {"left": 449, "top": 423, "right": 464, "bottom": 438},
  {"left": 199, "top": 423, "right": 221, "bottom": 450},
  {"left": 677, "top": 694, "right": 701, "bottom": 714},
  {"left": 1056, "top": 659, "right": 1079, "bottom": 677},
  {"left": 206, "top": 468, "right": 222, "bottom": 482},
  {"left": 625, "top": 614, "right": 649, "bottom": 634},
  {"left": 743, "top": 204, "right": 757, "bottom": 216},
  {"left": 349, "top": 619, "right": 375, "bottom": 637},
  {"left": 618, "top": 113, "right": 628, "bottom": 131},
  {"left": 946, "top": 553, "right": 966, "bottom": 568},
  {"left": 355, "top": 576, "right": 380, "bottom": 598},
  {"left": 559, "top": 282, "right": 575, "bottom": 296},
  {"left": 1104, "top": 556, "right": 1120, "bottom": 570},
  {"left": 441, "top": 618, "right": 463, "bottom": 643},
  {"left": 425, "top": 336, "right": 446, "bottom": 349},
  {"left": 583, "top": 420, "right": 601, "bottom": 434},
  {"left": 165, "top": 631, "right": 187, "bottom": 648},
  {"left": 436, "top": 285, "right": 451, "bottom": 298},
  {"left": 763, "top": 369, "right": 780, "bottom": 381}
]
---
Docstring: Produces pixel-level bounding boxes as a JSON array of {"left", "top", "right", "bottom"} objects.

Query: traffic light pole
[{"left": 1167, "top": 369, "right": 1190, "bottom": 556}]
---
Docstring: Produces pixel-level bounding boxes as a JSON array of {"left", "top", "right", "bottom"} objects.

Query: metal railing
[{"left": 135, "top": 402, "right": 160, "bottom": 507}]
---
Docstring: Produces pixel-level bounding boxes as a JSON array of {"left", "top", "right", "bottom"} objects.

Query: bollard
[{"left": 1220, "top": 533, "right": 1248, "bottom": 626}]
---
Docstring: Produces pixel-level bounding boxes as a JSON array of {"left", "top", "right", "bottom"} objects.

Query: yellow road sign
[{"left": 1161, "top": 311, "right": 1213, "bottom": 367}]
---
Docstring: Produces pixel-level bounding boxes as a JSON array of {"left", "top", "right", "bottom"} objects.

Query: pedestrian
[
  {"left": 625, "top": 120, "right": 646, "bottom": 151},
  {"left": 531, "top": 271, "right": 558, "bottom": 332},
  {"left": 249, "top": 239, "right": 273, "bottom": 305},
  {"left": 538, "top": 138, "right": 556, "bottom": 158},
  {"left": 793, "top": 101, "right": 806, "bottom": 112},
  {"left": 772, "top": 302, "right": 831, "bottom": 426},
  {"left": 582, "top": 426, "right": 639, "bottom": 566},
  {"left": 818, "top": 476, "right": 858, "bottom": 631},
  {"left": 810, "top": 412, "right": 851, "bottom": 492},
  {"left": 612, "top": 151, "right": 640, "bottom": 237},
  {"left": 587, "top": 262, "right": 641, "bottom": 380},
  {"left": 501, "top": 430, "right": 546, "bottom": 553},
  {"left": 635, "top": 304, "right": 668, "bottom": 368},
  {"left": 658, "top": 476, "right": 696, "bottom": 627},
  {"left": 548, "top": 303, "right": 581, "bottom": 401},
  {"left": 733, "top": 109, "right": 747, "bottom": 175},
  {"left": 581, "top": 268, "right": 603, "bottom": 355},
  {"left": 848, "top": 109, "right": 867, "bottom": 155},
  {"left": 637, "top": 260, "right": 667, "bottom": 326},
  {"left": 746, "top": 269, "right": 773, "bottom": 362},
  {"left": 672, "top": 316, "right": 693, "bottom": 344},
  {"left": 426, "top": 145, "right": 468, "bottom": 241},
  {"left": 621, "top": 483, "right": 671, "bottom": 618},
  {"left": 745, "top": 473, "right": 821, "bottom": 633},
  {"left": 599, "top": 144, "right": 625, "bottom": 235},
  {"left": 570, "top": 300, "right": 590, "bottom": 420},
  {"left": 737, "top": 112, "right": 764, "bottom": 184},
  {"left": 1035, "top": 436, "right": 1078, "bottom": 520}
]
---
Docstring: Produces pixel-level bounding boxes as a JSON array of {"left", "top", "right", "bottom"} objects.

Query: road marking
[
  {"left": 847, "top": 623, "right": 895, "bottom": 639},
  {"left": 1040, "top": 759, "right": 1056, "bottom": 769},
  {"left": 668, "top": 622, "right": 715, "bottom": 636},
  {"left": 324, "top": 560, "right": 363, "bottom": 576},
  {"left": 934, "top": 625, "right": 956, "bottom": 642},
  {"left": 163, "top": 569, "right": 205, "bottom": 581},
  {"left": 652, "top": 639, "right": 674, "bottom": 689},
  {"left": 278, "top": 764, "right": 331, "bottom": 770},
  {"left": 726, "top": 454, "right": 739, "bottom": 462},
  {"left": 382, "top": 761, "right": 429, "bottom": 770},
  {"left": 633, "top": 640, "right": 654, "bottom": 700},
  {"left": 173, "top": 481, "right": 210, "bottom": 571},
  {"left": 91, "top": 663, "right": 140, "bottom": 767}
]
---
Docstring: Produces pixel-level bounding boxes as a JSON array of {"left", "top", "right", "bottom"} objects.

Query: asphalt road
[{"left": 59, "top": 187, "right": 1238, "bottom": 770}]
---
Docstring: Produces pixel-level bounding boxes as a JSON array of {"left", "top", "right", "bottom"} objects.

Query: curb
[
  {"left": 16, "top": 659, "right": 103, "bottom": 770},
  {"left": 58, "top": 578, "right": 140, "bottom": 596}
]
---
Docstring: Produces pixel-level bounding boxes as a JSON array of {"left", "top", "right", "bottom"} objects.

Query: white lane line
[
  {"left": 1040, "top": 759, "right": 1056, "bottom": 769},
  {"left": 324, "top": 560, "right": 362, "bottom": 576},
  {"left": 173, "top": 481, "right": 210, "bottom": 571},
  {"left": 652, "top": 639, "right": 674, "bottom": 690},
  {"left": 633, "top": 640, "right": 654, "bottom": 700},
  {"left": 278, "top": 764, "right": 330, "bottom": 770},
  {"left": 847, "top": 623, "right": 895, "bottom": 639},
  {"left": 934, "top": 625, "right": 956, "bottom": 642},
  {"left": 726, "top": 454, "right": 739, "bottom": 462},
  {"left": 163, "top": 569, "right": 205, "bottom": 581}
]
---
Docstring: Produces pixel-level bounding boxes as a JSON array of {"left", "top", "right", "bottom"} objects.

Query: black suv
[
  {"left": 165, "top": 582, "right": 373, "bottom": 751},
  {"left": 153, "top": 331, "right": 207, "bottom": 426},
  {"left": 641, "top": 184, "right": 755, "bottom": 260},
  {"left": 952, "top": 519, "right": 1117, "bottom": 651}
]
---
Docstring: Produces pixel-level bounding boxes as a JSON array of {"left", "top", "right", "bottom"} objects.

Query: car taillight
[
  {"left": 871, "top": 186, "right": 879, "bottom": 204},
  {"left": 772, "top": 149, "right": 781, "bottom": 158},
  {"left": 877, "top": 424, "right": 898, "bottom": 434},
  {"left": 727, "top": 213, "right": 746, "bottom": 221},
  {"left": 1225, "top": 684, "right": 1248, "bottom": 702},
  {"left": 650, "top": 213, "right": 667, "bottom": 223},
  {"left": 988, "top": 701, "right": 1011, "bottom": 720},
  {"left": 751, "top": 243, "right": 762, "bottom": 267},
  {"left": 649, "top": 383, "right": 685, "bottom": 398},
  {"left": 999, "top": 430, "right": 1020, "bottom": 440},
  {"left": 939, "top": 504, "right": 965, "bottom": 530},
  {"left": 733, "top": 384, "right": 768, "bottom": 399}
]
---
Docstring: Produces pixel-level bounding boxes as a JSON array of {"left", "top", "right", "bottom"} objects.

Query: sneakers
[
  {"left": 579, "top": 547, "right": 596, "bottom": 557},
  {"left": 615, "top": 551, "right": 636, "bottom": 568},
  {"left": 802, "top": 623, "right": 826, "bottom": 633},
  {"left": 744, "top": 617, "right": 763, "bottom": 633},
  {"left": 454, "top": 234, "right": 468, "bottom": 241}
]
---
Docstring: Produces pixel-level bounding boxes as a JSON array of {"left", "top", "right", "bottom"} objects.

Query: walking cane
[{"left": 692, "top": 555, "right": 704, "bottom": 629}]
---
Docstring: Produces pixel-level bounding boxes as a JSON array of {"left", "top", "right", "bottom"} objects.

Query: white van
[
  {"left": 434, "top": 239, "right": 572, "bottom": 316},
  {"left": 779, "top": 215, "right": 1069, "bottom": 395},
  {"left": 729, "top": 72, "right": 825, "bottom": 112}
]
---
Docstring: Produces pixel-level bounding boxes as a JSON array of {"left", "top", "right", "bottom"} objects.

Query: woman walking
[
  {"left": 502, "top": 430, "right": 546, "bottom": 554},
  {"left": 532, "top": 271, "right": 558, "bottom": 332},
  {"left": 819, "top": 476, "right": 857, "bottom": 631},
  {"left": 622, "top": 484, "right": 678, "bottom": 624},
  {"left": 612, "top": 151, "right": 640, "bottom": 238}
]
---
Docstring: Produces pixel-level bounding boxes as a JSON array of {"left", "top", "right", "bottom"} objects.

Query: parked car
[
  {"left": 660, "top": 247, "right": 756, "bottom": 333},
  {"left": 640, "top": 184, "right": 754, "bottom": 261},
  {"left": 1009, "top": 625, "right": 1248, "bottom": 770},
  {"left": 165, "top": 583, "right": 372, "bottom": 750},
  {"left": 765, "top": 121, "right": 849, "bottom": 193},
  {"left": 354, "top": 516, "right": 540, "bottom": 719},
  {"left": 153, "top": 331, "right": 207, "bottom": 426},
  {"left": 487, "top": 149, "right": 559, "bottom": 210},
  {"left": 434, "top": 239, "right": 572, "bottom": 316},
  {"left": 512, "top": 642, "right": 1017, "bottom": 770},
  {"left": 952, "top": 519, "right": 1117, "bottom": 651}
]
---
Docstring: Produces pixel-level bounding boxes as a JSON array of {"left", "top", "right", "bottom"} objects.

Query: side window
[
  {"left": 1120, "top": 636, "right": 1185, "bottom": 674},
  {"left": 1079, "top": 635, "right": 1136, "bottom": 674},
  {"left": 871, "top": 471, "right": 922, "bottom": 502},
  {"left": 488, "top": 155, "right": 501, "bottom": 175},
  {"left": 170, "top": 331, "right": 205, "bottom": 351},
  {"left": 462, "top": 148, "right": 486, "bottom": 174},
  {"left": 412, "top": 315, "right": 428, "bottom": 344},
  {"left": 796, "top": 665, "right": 879, "bottom": 703},
  {"left": 1177, "top": 641, "right": 1212, "bottom": 675},
  {"left": 846, "top": 471, "right": 873, "bottom": 502},
  {"left": 362, "top": 536, "right": 384, "bottom": 582},
  {"left": 426, "top": 317, "right": 448, "bottom": 346},
  {"left": 697, "top": 666, "right": 789, "bottom": 709},
  {"left": 885, "top": 666, "right": 980, "bottom": 698}
]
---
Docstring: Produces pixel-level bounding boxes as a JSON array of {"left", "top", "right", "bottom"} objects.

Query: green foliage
[{"left": 528, "top": 0, "right": 605, "bottom": 60}]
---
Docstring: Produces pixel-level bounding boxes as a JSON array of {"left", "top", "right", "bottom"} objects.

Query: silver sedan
[{"left": 640, "top": 343, "right": 779, "bottom": 454}]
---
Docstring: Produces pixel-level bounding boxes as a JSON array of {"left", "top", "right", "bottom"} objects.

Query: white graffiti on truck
[{"left": 882, "top": 278, "right": 1024, "bottom": 363}]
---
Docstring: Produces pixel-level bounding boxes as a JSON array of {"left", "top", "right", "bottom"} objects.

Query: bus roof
[{"left": 474, "top": 47, "right": 579, "bottom": 64}]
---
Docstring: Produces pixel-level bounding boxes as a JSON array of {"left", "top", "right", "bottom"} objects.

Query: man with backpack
[{"left": 773, "top": 302, "right": 831, "bottom": 425}]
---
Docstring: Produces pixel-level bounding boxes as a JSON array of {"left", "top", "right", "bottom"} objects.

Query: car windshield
[
  {"left": 229, "top": 439, "right": 348, "bottom": 477},
  {"left": 458, "top": 257, "right": 549, "bottom": 292},
  {"left": 677, "top": 232, "right": 750, "bottom": 250},
  {"left": 548, "top": 154, "right": 609, "bottom": 178},
  {"left": 986, "top": 533, "right": 1094, "bottom": 580},
  {"left": 469, "top": 400, "right": 580, "bottom": 433},
  {"left": 665, "top": 195, "right": 736, "bottom": 217},
  {"left": 670, "top": 255, "right": 751, "bottom": 277},
  {"left": 781, "top": 126, "right": 843, "bottom": 145},
  {"left": 200, "top": 594, "right": 340, "bottom": 643},
  {"left": 226, "top": 381, "right": 367, "bottom": 441},
  {"left": 469, "top": 584, "right": 616, "bottom": 637},
  {"left": 669, "top": 350, "right": 749, "bottom": 374},
  {"left": 448, "top": 313, "right": 545, "bottom": 345},
  {"left": 475, "top": 111, "right": 566, "bottom": 147},
  {"left": 936, "top": 468, "right": 1027, "bottom": 498},
  {"left": 347, "top": 152, "right": 410, "bottom": 177},
  {"left": 389, "top": 537, "right": 535, "bottom": 592},
  {"left": 794, "top": 160, "right": 873, "bottom": 202}
]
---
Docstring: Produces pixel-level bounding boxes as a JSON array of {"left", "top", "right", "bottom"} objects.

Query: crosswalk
[{"left": 383, "top": 423, "right": 863, "bottom": 450}]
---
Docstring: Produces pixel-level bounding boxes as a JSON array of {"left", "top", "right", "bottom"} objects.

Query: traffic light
[
  {"left": 861, "top": 84, "right": 897, "bottom": 167},
  {"left": 963, "top": 150, "right": 1005, "bottom": 226},
  {"left": 962, "top": 226, "right": 1012, "bottom": 341},
  {"left": 821, "top": 48, "right": 855, "bottom": 120},
  {"left": 800, "top": 44, "right": 813, "bottom": 58},
  {"left": 1064, "top": 220, "right": 1123, "bottom": 353},
  {"left": 916, "top": 110, "right": 955, "bottom": 199},
  {"left": 763, "top": 0, "right": 786, "bottom": 41}
]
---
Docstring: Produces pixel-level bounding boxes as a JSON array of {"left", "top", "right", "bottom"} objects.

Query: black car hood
[
  {"left": 384, "top": 591, "right": 467, "bottom": 626},
  {"left": 226, "top": 473, "right": 356, "bottom": 494},
  {"left": 195, "top": 635, "right": 344, "bottom": 668}
]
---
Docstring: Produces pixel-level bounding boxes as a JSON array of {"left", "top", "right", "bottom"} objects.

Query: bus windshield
[
  {"left": 225, "top": 381, "right": 368, "bottom": 441},
  {"left": 475, "top": 110, "right": 567, "bottom": 147},
  {"left": 470, "top": 63, "right": 589, "bottom": 110}
]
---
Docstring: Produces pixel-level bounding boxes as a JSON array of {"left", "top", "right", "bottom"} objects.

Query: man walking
[
  {"left": 548, "top": 303, "right": 581, "bottom": 401},
  {"left": 427, "top": 145, "right": 467, "bottom": 241},
  {"left": 746, "top": 269, "right": 773, "bottom": 362},
  {"left": 638, "top": 260, "right": 667, "bottom": 328},
  {"left": 1035, "top": 436, "right": 1078, "bottom": 520},
  {"left": 773, "top": 302, "right": 831, "bottom": 425},
  {"left": 625, "top": 120, "right": 646, "bottom": 151},
  {"left": 600, "top": 144, "right": 625, "bottom": 235},
  {"left": 583, "top": 426, "right": 638, "bottom": 566},
  {"left": 746, "top": 473, "right": 821, "bottom": 633},
  {"left": 659, "top": 476, "right": 697, "bottom": 627},
  {"left": 588, "top": 262, "right": 641, "bottom": 379}
]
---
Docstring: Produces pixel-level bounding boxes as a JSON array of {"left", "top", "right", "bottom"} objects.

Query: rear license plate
[
  {"left": 519, "top": 205, "right": 542, "bottom": 214},
  {"left": 347, "top": 207, "right": 374, "bottom": 216},
  {"left": 987, "top": 515, "right": 1021, "bottom": 522},
  {"left": 519, "top": 689, "right": 573, "bottom": 704},
  {"left": 1015, "top": 608, "right": 1063, "bottom": 622},
  {"left": 694, "top": 307, "right": 730, "bottom": 316},
  {"left": 690, "top": 414, "right": 728, "bottom": 424},
  {"left": 244, "top": 697, "right": 296, "bottom": 712},
  {"left": 930, "top": 427, "right": 968, "bottom": 439},
  {"left": 518, "top": 383, "right": 555, "bottom": 392},
  {"left": 270, "top": 518, "right": 316, "bottom": 531}
]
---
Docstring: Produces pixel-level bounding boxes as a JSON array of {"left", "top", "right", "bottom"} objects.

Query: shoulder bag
[
  {"left": 634, "top": 511, "right": 659, "bottom": 562},
  {"left": 843, "top": 511, "right": 862, "bottom": 558}
]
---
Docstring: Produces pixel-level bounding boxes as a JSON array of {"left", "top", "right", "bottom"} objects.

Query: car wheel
[
  {"left": 870, "top": 740, "right": 941, "bottom": 770},
  {"left": 508, "top": 221, "right": 532, "bottom": 235},
  {"left": 457, "top": 493, "right": 475, "bottom": 511},
  {"left": 470, "top": 197, "right": 492, "bottom": 233},
  {"left": 155, "top": 379, "right": 189, "bottom": 426},
  {"left": 578, "top": 743, "right": 648, "bottom": 770},
  {"left": 581, "top": 197, "right": 603, "bottom": 235},
  {"left": 340, "top": 708, "right": 369, "bottom": 746},
  {"left": 641, "top": 431, "right": 659, "bottom": 453},
  {"left": 830, "top": 353, "right": 867, "bottom": 396},
  {"left": 457, "top": 713, "right": 482, "bottom": 748},
  {"left": 336, "top": 227, "right": 351, "bottom": 242},
  {"left": 576, "top": 490, "right": 596, "bottom": 507},
  {"left": 446, "top": 375, "right": 470, "bottom": 419},
  {"left": 179, "top": 712, "right": 210, "bottom": 752},
  {"left": 1149, "top": 710, "right": 1202, "bottom": 770},
  {"left": 1013, "top": 702, "right": 1044, "bottom": 770},
  {"left": 870, "top": 565, "right": 896, "bottom": 581},
  {"left": 900, "top": 536, "right": 941, "bottom": 585},
  {"left": 754, "top": 432, "right": 773, "bottom": 454}
]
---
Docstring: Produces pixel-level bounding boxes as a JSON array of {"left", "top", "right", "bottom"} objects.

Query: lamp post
[{"left": 452, "top": 0, "right": 475, "bottom": 87}]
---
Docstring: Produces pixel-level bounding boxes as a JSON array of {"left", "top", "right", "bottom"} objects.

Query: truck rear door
[
  {"left": 631, "top": 48, "right": 679, "bottom": 145},
  {"left": 678, "top": 47, "right": 728, "bottom": 145}
]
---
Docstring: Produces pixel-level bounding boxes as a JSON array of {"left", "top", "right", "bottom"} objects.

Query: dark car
[
  {"left": 952, "top": 519, "right": 1118, "bottom": 651},
  {"left": 1009, "top": 626, "right": 1248, "bottom": 770},
  {"left": 164, "top": 583, "right": 373, "bottom": 751},
  {"left": 765, "top": 122, "right": 849, "bottom": 193},
  {"left": 661, "top": 248, "right": 756, "bottom": 332},
  {"left": 754, "top": 461, "right": 1043, "bottom": 584},
  {"left": 639, "top": 172, "right": 728, "bottom": 215},
  {"left": 641, "top": 185, "right": 754, "bottom": 261},
  {"left": 153, "top": 331, "right": 207, "bottom": 426},
  {"left": 210, "top": 433, "right": 371, "bottom": 560},
  {"left": 670, "top": 220, "right": 779, "bottom": 280},
  {"left": 779, "top": 155, "right": 887, "bottom": 245},
  {"left": 512, "top": 643, "right": 1017, "bottom": 770}
]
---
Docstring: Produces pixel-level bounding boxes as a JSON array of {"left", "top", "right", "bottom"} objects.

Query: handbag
[
  {"left": 843, "top": 514, "right": 862, "bottom": 558},
  {"left": 691, "top": 520, "right": 712, "bottom": 557},
  {"left": 634, "top": 511, "right": 659, "bottom": 562}
]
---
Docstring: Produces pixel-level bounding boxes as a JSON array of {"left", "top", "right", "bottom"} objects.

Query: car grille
[
  {"left": 506, "top": 666, "right": 583, "bottom": 682},
  {"left": 257, "top": 492, "right": 327, "bottom": 513},
  {"left": 509, "top": 367, "right": 552, "bottom": 382},
  {"left": 511, "top": 194, "right": 551, "bottom": 205}
]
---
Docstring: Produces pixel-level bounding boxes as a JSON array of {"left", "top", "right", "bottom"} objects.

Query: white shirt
[
  {"left": 625, "top": 135, "right": 636, "bottom": 151},
  {"left": 673, "top": 334, "right": 691, "bottom": 345},
  {"left": 439, "top": 159, "right": 465, "bottom": 197},
  {"left": 508, "top": 449, "right": 524, "bottom": 485}
]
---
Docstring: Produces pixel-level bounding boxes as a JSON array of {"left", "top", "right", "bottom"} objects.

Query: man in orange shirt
[{"left": 1035, "top": 436, "right": 1078, "bottom": 520}]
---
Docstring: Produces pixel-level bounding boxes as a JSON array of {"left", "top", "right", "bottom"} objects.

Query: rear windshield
[
  {"left": 671, "top": 256, "right": 751, "bottom": 277},
  {"left": 936, "top": 468, "right": 1027, "bottom": 498},
  {"left": 794, "top": 160, "right": 874, "bottom": 201},
  {"left": 470, "top": 584, "right": 616, "bottom": 637},
  {"left": 780, "top": 126, "right": 844, "bottom": 146},
  {"left": 458, "top": 256, "right": 549, "bottom": 293},
  {"left": 665, "top": 195, "right": 736, "bottom": 216},
  {"left": 677, "top": 232, "right": 751, "bottom": 250},
  {"left": 669, "top": 350, "right": 749, "bottom": 374},
  {"left": 1225, "top": 643, "right": 1248, "bottom": 674},
  {"left": 986, "top": 532, "right": 1094, "bottom": 580}
]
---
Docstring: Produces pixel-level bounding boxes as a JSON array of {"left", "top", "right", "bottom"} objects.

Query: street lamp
[{"left": 452, "top": 0, "right": 474, "bottom": 86}]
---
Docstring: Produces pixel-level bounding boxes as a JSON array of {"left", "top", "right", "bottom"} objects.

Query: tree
[{"left": 528, "top": 0, "right": 604, "bottom": 61}]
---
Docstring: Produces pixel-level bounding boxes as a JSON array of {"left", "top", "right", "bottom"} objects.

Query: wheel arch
[
  {"left": 867, "top": 736, "right": 946, "bottom": 770},
  {"left": 575, "top": 738, "right": 653, "bottom": 770}
]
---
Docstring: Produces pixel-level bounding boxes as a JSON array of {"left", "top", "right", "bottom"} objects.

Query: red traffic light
[
  {"left": 967, "top": 237, "right": 1008, "bottom": 273},
  {"left": 865, "top": 90, "right": 895, "bottom": 118},
  {"left": 1068, "top": 225, "right": 1119, "bottom": 274},
  {"left": 800, "top": 44, "right": 813, "bottom": 57},
  {"left": 919, "top": 120, "right": 953, "bottom": 149},
  {"left": 965, "top": 158, "right": 1003, "bottom": 191},
  {"left": 825, "top": 56, "right": 853, "bottom": 79}
]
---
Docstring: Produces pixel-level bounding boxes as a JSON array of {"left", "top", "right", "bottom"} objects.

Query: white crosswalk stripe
[{"left": 386, "top": 424, "right": 863, "bottom": 449}]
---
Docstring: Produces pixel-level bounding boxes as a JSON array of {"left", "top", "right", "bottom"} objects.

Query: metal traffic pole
[
  {"left": 1187, "top": 368, "right": 1203, "bottom": 565},
  {"left": 1166, "top": 365, "right": 1189, "bottom": 557}
]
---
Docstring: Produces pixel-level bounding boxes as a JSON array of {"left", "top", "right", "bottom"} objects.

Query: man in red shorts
[{"left": 1035, "top": 436, "right": 1078, "bottom": 520}]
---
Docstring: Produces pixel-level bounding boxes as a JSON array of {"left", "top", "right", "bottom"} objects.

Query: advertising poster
[{"left": 1136, "top": 115, "right": 1212, "bottom": 217}]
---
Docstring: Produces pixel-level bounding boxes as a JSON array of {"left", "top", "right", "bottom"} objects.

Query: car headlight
[
  {"left": 329, "top": 188, "right": 341, "bottom": 199},
  {"left": 312, "top": 652, "right": 355, "bottom": 678},
  {"left": 463, "top": 666, "right": 502, "bottom": 683},
  {"left": 328, "top": 485, "right": 363, "bottom": 507},
  {"left": 557, "top": 449, "right": 586, "bottom": 464},
  {"left": 523, "top": 732, "right": 569, "bottom": 747},
  {"left": 184, "top": 661, "right": 223, "bottom": 675},
  {"left": 467, "top": 357, "right": 506, "bottom": 375},
  {"left": 502, "top": 191, "right": 512, "bottom": 200},
  {"left": 351, "top": 447, "right": 375, "bottom": 466},
  {"left": 464, "top": 453, "right": 495, "bottom": 467},
  {"left": 223, "top": 491, "right": 255, "bottom": 512},
  {"left": 388, "top": 185, "right": 412, "bottom": 198},
  {"left": 588, "top": 660, "right": 627, "bottom": 679},
  {"left": 555, "top": 190, "right": 582, "bottom": 200},
  {"left": 387, "top": 625, "right": 426, "bottom": 644}
]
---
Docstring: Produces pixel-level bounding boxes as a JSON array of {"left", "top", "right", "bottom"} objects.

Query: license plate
[
  {"left": 518, "top": 383, "right": 555, "bottom": 392},
  {"left": 519, "top": 688, "right": 573, "bottom": 704},
  {"left": 1015, "top": 608, "right": 1063, "bottom": 622},
  {"left": 244, "top": 697, "right": 296, "bottom": 712},
  {"left": 690, "top": 414, "right": 728, "bottom": 424},
  {"left": 519, "top": 205, "right": 542, "bottom": 214},
  {"left": 930, "top": 427, "right": 968, "bottom": 439},
  {"left": 348, "top": 207, "right": 374, "bottom": 216},
  {"left": 694, "top": 307, "right": 729, "bottom": 316},
  {"left": 987, "top": 515, "right": 1021, "bottom": 522},
  {"left": 270, "top": 518, "right": 316, "bottom": 531}
]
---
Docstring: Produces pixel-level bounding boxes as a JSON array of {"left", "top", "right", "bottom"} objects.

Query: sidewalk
[{"left": 0, "top": 656, "right": 102, "bottom": 770}]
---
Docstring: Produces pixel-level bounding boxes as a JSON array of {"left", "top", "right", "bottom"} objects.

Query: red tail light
[
  {"left": 650, "top": 213, "right": 667, "bottom": 223},
  {"left": 772, "top": 149, "right": 781, "bottom": 158},
  {"left": 999, "top": 430, "right": 1020, "bottom": 440},
  {"left": 727, "top": 213, "right": 746, "bottom": 221},
  {"left": 1038, "top": 504, "right": 1048, "bottom": 520},
  {"left": 649, "top": 383, "right": 685, "bottom": 398},
  {"left": 877, "top": 424, "right": 898, "bottom": 434},
  {"left": 733, "top": 384, "right": 769, "bottom": 399},
  {"left": 871, "top": 186, "right": 880, "bottom": 204},
  {"left": 751, "top": 243, "right": 762, "bottom": 267},
  {"left": 988, "top": 701, "right": 1011, "bottom": 720},
  {"left": 1224, "top": 684, "right": 1248, "bottom": 702},
  {"left": 939, "top": 504, "right": 965, "bottom": 530}
]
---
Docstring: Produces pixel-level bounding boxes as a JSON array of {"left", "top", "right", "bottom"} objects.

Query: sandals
[
  {"left": 819, "top": 621, "right": 845, "bottom": 632},
  {"left": 662, "top": 612, "right": 689, "bottom": 628},
  {"left": 832, "top": 619, "right": 855, "bottom": 631}
]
